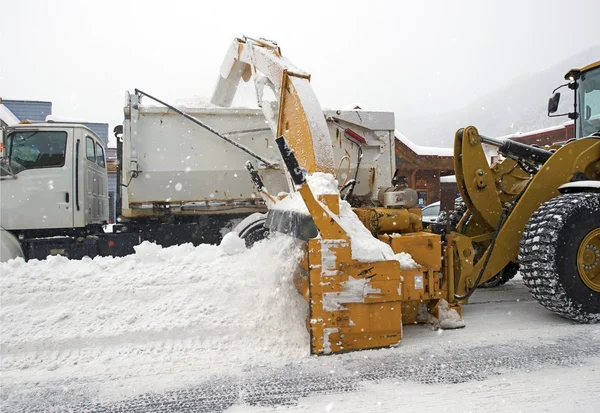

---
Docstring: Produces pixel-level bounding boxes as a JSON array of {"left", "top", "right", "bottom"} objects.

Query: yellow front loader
[{"left": 216, "top": 37, "right": 600, "bottom": 355}]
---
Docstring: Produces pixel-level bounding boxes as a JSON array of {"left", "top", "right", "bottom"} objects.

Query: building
[
  {"left": 499, "top": 121, "right": 574, "bottom": 146},
  {"left": 394, "top": 132, "right": 455, "bottom": 206},
  {"left": 1, "top": 98, "right": 109, "bottom": 146},
  {"left": 394, "top": 121, "right": 575, "bottom": 207}
]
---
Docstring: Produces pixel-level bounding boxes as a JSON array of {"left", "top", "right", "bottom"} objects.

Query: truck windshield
[
  {"left": 6, "top": 130, "right": 68, "bottom": 174},
  {"left": 578, "top": 66, "right": 600, "bottom": 138}
]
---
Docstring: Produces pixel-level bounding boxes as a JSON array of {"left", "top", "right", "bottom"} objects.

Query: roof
[
  {"left": 495, "top": 121, "right": 573, "bottom": 141},
  {"left": 46, "top": 115, "right": 109, "bottom": 144},
  {"left": 7, "top": 122, "right": 104, "bottom": 144},
  {"left": 395, "top": 130, "right": 453, "bottom": 158},
  {"left": 1, "top": 100, "right": 52, "bottom": 122},
  {"left": 565, "top": 60, "right": 600, "bottom": 80}
]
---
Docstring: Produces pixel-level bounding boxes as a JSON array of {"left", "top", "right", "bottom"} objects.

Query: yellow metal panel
[
  {"left": 307, "top": 238, "right": 404, "bottom": 355},
  {"left": 277, "top": 71, "right": 334, "bottom": 175},
  {"left": 455, "top": 126, "right": 503, "bottom": 229},
  {"left": 381, "top": 232, "right": 442, "bottom": 271}
]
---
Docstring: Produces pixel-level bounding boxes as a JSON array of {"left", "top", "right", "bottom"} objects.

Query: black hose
[{"left": 454, "top": 207, "right": 510, "bottom": 301}]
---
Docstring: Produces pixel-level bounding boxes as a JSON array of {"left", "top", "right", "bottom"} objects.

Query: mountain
[{"left": 397, "top": 46, "right": 600, "bottom": 147}]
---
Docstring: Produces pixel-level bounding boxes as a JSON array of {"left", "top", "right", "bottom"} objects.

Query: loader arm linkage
[{"left": 451, "top": 126, "right": 600, "bottom": 298}]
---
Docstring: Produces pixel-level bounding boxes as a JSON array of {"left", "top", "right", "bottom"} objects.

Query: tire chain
[{"left": 519, "top": 192, "right": 600, "bottom": 323}]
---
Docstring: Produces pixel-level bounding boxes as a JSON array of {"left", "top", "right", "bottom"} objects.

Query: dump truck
[
  {"left": 212, "top": 37, "right": 598, "bottom": 355},
  {"left": 0, "top": 54, "right": 399, "bottom": 261}
]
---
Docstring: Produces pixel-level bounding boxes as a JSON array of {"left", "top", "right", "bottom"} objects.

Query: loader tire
[
  {"left": 438, "top": 197, "right": 516, "bottom": 289},
  {"left": 479, "top": 262, "right": 519, "bottom": 288},
  {"left": 519, "top": 192, "right": 600, "bottom": 323},
  {"left": 437, "top": 197, "right": 467, "bottom": 228},
  {"left": 234, "top": 213, "right": 268, "bottom": 248}
]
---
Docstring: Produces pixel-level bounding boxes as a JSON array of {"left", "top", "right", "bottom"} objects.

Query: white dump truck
[
  {"left": 0, "top": 98, "right": 398, "bottom": 261},
  {"left": 0, "top": 37, "right": 400, "bottom": 261}
]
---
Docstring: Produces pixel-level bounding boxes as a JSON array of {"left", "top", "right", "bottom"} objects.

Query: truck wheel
[
  {"left": 234, "top": 213, "right": 268, "bottom": 248},
  {"left": 0, "top": 227, "right": 24, "bottom": 263},
  {"left": 520, "top": 193, "right": 600, "bottom": 323}
]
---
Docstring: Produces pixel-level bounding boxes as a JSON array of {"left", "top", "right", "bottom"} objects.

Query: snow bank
[{"left": 0, "top": 236, "right": 309, "bottom": 386}]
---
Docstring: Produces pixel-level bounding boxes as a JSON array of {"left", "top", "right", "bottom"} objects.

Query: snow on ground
[
  {"left": 1, "top": 235, "right": 309, "bottom": 401},
  {"left": 227, "top": 359, "right": 600, "bottom": 413},
  {"left": 1, "top": 237, "right": 600, "bottom": 412}
]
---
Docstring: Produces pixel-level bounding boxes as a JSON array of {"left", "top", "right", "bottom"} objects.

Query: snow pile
[
  {"left": 219, "top": 231, "right": 247, "bottom": 255},
  {"left": 418, "top": 299, "right": 466, "bottom": 330},
  {"left": 272, "top": 172, "right": 339, "bottom": 213},
  {"left": 0, "top": 236, "right": 309, "bottom": 386},
  {"left": 338, "top": 200, "right": 396, "bottom": 262},
  {"left": 173, "top": 95, "right": 219, "bottom": 108},
  {"left": 395, "top": 252, "right": 419, "bottom": 270},
  {"left": 272, "top": 173, "right": 417, "bottom": 264}
]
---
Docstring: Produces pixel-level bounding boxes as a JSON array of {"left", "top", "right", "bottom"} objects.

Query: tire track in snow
[{"left": 8, "top": 333, "right": 599, "bottom": 413}]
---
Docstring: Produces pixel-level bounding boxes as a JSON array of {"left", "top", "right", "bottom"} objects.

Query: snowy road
[{"left": 2, "top": 240, "right": 600, "bottom": 412}]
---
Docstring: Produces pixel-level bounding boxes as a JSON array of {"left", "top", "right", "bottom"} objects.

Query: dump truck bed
[{"left": 120, "top": 92, "right": 396, "bottom": 218}]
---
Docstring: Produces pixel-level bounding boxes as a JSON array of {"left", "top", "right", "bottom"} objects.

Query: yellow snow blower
[{"left": 213, "top": 37, "right": 600, "bottom": 355}]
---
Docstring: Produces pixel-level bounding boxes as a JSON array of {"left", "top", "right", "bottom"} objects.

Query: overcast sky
[{"left": 1, "top": 0, "right": 599, "bottom": 144}]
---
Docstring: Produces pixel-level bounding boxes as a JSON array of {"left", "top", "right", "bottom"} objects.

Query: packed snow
[
  {"left": 0, "top": 236, "right": 309, "bottom": 391},
  {"left": 219, "top": 231, "right": 247, "bottom": 255},
  {"left": 1, "top": 235, "right": 599, "bottom": 411}
]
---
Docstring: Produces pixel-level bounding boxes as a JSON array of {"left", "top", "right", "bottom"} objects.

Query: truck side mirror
[
  {"left": 113, "top": 125, "right": 123, "bottom": 139},
  {"left": 586, "top": 105, "right": 591, "bottom": 120},
  {"left": 548, "top": 93, "right": 561, "bottom": 114}
]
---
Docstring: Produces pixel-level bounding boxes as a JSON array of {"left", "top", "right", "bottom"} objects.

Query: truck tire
[
  {"left": 234, "top": 213, "right": 268, "bottom": 248},
  {"left": 519, "top": 192, "right": 600, "bottom": 323},
  {"left": 0, "top": 227, "right": 24, "bottom": 263}
]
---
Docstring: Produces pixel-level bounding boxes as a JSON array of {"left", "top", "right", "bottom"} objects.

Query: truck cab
[{"left": 1, "top": 123, "right": 109, "bottom": 236}]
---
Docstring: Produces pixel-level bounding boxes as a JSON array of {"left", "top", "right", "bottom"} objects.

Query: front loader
[
  {"left": 449, "top": 60, "right": 600, "bottom": 321},
  {"left": 215, "top": 37, "right": 600, "bottom": 355}
]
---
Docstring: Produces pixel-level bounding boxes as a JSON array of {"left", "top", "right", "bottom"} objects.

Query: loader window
[
  {"left": 86, "top": 136, "right": 96, "bottom": 162},
  {"left": 96, "top": 142, "right": 106, "bottom": 168},
  {"left": 578, "top": 66, "right": 600, "bottom": 138},
  {"left": 7, "top": 130, "right": 67, "bottom": 174}
]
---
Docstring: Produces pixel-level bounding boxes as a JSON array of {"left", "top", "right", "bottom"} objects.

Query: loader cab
[
  {"left": 572, "top": 64, "right": 600, "bottom": 139},
  {"left": 548, "top": 60, "right": 600, "bottom": 139},
  {"left": 0, "top": 124, "right": 109, "bottom": 233}
]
